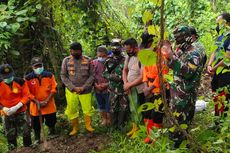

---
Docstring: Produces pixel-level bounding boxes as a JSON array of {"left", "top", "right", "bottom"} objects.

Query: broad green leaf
[
  {"left": 216, "top": 66, "right": 224, "bottom": 75},
  {"left": 213, "top": 139, "right": 224, "bottom": 144},
  {"left": 0, "top": 22, "right": 7, "bottom": 28},
  {"left": 169, "top": 126, "right": 175, "bottom": 132},
  {"left": 138, "top": 102, "right": 155, "bottom": 114},
  {"left": 10, "top": 23, "right": 20, "bottom": 33},
  {"left": 142, "top": 10, "right": 153, "bottom": 24},
  {"left": 36, "top": 4, "right": 42, "bottom": 10},
  {"left": 137, "top": 49, "right": 157, "bottom": 66},
  {"left": 148, "top": 25, "right": 156, "bottom": 35},
  {"left": 164, "top": 69, "right": 173, "bottom": 83},
  {"left": 10, "top": 50, "right": 20, "bottom": 56},
  {"left": 164, "top": 31, "right": 169, "bottom": 39},
  {"left": 16, "top": 17, "right": 29, "bottom": 22},
  {"left": 151, "top": 0, "right": 162, "bottom": 7},
  {"left": 29, "top": 17, "right": 36, "bottom": 22},
  {"left": 15, "top": 9, "right": 28, "bottom": 16},
  {"left": 0, "top": 4, "right": 7, "bottom": 12},
  {"left": 180, "top": 124, "right": 188, "bottom": 130},
  {"left": 222, "top": 69, "right": 230, "bottom": 74}
]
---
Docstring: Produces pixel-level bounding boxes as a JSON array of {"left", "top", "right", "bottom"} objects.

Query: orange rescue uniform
[
  {"left": 0, "top": 78, "right": 30, "bottom": 114},
  {"left": 143, "top": 64, "right": 169, "bottom": 94},
  {"left": 26, "top": 71, "right": 57, "bottom": 116}
]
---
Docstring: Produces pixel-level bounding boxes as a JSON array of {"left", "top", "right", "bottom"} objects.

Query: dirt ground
[{"left": 11, "top": 134, "right": 110, "bottom": 153}]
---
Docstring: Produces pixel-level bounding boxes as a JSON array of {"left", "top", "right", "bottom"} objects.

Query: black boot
[
  {"left": 34, "top": 130, "right": 40, "bottom": 144},
  {"left": 117, "top": 111, "right": 126, "bottom": 131},
  {"left": 48, "top": 126, "right": 56, "bottom": 135},
  {"left": 7, "top": 139, "right": 17, "bottom": 151},
  {"left": 23, "top": 136, "right": 32, "bottom": 147}
]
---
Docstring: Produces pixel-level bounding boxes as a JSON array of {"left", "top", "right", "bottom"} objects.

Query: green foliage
[
  {"left": 0, "top": 0, "right": 40, "bottom": 63},
  {"left": 137, "top": 49, "right": 157, "bottom": 66}
]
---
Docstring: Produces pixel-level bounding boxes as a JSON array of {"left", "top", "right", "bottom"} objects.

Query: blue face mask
[
  {"left": 4, "top": 76, "right": 14, "bottom": 84},
  {"left": 34, "top": 66, "right": 44, "bottom": 75},
  {"left": 98, "top": 57, "right": 106, "bottom": 62}
]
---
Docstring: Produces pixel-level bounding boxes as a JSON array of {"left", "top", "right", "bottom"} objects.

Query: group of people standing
[{"left": 0, "top": 12, "right": 229, "bottom": 151}]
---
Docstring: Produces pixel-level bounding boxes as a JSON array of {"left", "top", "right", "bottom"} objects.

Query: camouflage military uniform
[
  {"left": 168, "top": 46, "right": 206, "bottom": 147},
  {"left": 4, "top": 112, "right": 31, "bottom": 150},
  {"left": 103, "top": 55, "right": 128, "bottom": 128}
]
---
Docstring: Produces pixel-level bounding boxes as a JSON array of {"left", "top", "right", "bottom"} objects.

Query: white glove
[
  {"left": 6, "top": 102, "right": 23, "bottom": 116},
  {"left": 2, "top": 107, "right": 10, "bottom": 114},
  {"left": 195, "top": 100, "right": 207, "bottom": 112}
]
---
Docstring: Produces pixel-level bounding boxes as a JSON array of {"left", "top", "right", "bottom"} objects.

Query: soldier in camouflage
[
  {"left": 103, "top": 39, "right": 128, "bottom": 130},
  {"left": 163, "top": 26, "right": 206, "bottom": 148}
]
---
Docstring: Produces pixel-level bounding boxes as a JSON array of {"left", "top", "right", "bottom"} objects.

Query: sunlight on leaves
[{"left": 142, "top": 10, "right": 153, "bottom": 24}]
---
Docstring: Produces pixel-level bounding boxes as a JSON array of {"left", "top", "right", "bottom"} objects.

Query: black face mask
[
  {"left": 127, "top": 52, "right": 136, "bottom": 57},
  {"left": 112, "top": 51, "right": 121, "bottom": 56},
  {"left": 72, "top": 53, "right": 82, "bottom": 59}
]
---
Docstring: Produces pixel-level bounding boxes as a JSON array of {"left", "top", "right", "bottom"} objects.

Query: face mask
[
  {"left": 72, "top": 54, "right": 82, "bottom": 59},
  {"left": 98, "top": 57, "right": 106, "bottom": 62},
  {"left": 127, "top": 49, "right": 136, "bottom": 57},
  {"left": 4, "top": 76, "right": 14, "bottom": 84},
  {"left": 34, "top": 66, "right": 44, "bottom": 75},
  {"left": 112, "top": 50, "right": 121, "bottom": 56}
]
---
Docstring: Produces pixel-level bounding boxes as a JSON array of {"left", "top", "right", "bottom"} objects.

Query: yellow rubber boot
[
  {"left": 84, "top": 115, "right": 95, "bottom": 132},
  {"left": 127, "top": 123, "right": 138, "bottom": 137},
  {"left": 69, "top": 118, "right": 79, "bottom": 136}
]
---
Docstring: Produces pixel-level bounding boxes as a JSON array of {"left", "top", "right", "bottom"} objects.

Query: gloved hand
[
  {"left": 2, "top": 107, "right": 10, "bottom": 115},
  {"left": 6, "top": 102, "right": 23, "bottom": 116}
]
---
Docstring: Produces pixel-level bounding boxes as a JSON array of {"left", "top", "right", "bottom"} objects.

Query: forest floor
[{"left": 11, "top": 134, "right": 110, "bottom": 153}]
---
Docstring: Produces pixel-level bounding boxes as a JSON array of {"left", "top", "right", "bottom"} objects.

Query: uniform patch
[
  {"left": 69, "top": 70, "right": 75, "bottom": 76},
  {"left": 4, "top": 68, "right": 10, "bottom": 73},
  {"left": 12, "top": 87, "right": 18, "bottom": 93},
  {"left": 31, "top": 80, "right": 36, "bottom": 85},
  {"left": 188, "top": 63, "right": 197, "bottom": 70}
]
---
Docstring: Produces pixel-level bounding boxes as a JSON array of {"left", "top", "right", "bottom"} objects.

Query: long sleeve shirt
[
  {"left": 26, "top": 71, "right": 57, "bottom": 116},
  {"left": 61, "top": 55, "right": 94, "bottom": 94},
  {"left": 0, "top": 77, "right": 30, "bottom": 114}
]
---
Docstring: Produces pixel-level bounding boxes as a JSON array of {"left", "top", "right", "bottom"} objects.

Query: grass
[{"left": 0, "top": 100, "right": 229, "bottom": 153}]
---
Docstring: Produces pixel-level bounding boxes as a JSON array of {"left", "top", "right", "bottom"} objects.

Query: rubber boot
[
  {"left": 84, "top": 115, "right": 95, "bottom": 132},
  {"left": 117, "top": 111, "right": 126, "bottom": 131},
  {"left": 7, "top": 138, "right": 17, "bottom": 151},
  {"left": 23, "top": 136, "right": 32, "bottom": 147},
  {"left": 143, "top": 119, "right": 154, "bottom": 144},
  {"left": 69, "top": 118, "right": 79, "bottom": 136},
  {"left": 127, "top": 123, "right": 139, "bottom": 137},
  {"left": 100, "top": 112, "right": 107, "bottom": 126},
  {"left": 110, "top": 112, "right": 118, "bottom": 128},
  {"left": 48, "top": 126, "right": 56, "bottom": 135},
  {"left": 34, "top": 130, "right": 40, "bottom": 145}
]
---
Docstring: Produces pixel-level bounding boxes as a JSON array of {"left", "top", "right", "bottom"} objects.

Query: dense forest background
[
  {"left": 1, "top": 0, "right": 229, "bottom": 94},
  {"left": 0, "top": 0, "right": 230, "bottom": 152}
]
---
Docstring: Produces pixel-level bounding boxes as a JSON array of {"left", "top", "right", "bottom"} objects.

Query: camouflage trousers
[
  {"left": 169, "top": 95, "right": 195, "bottom": 148},
  {"left": 109, "top": 92, "right": 129, "bottom": 129},
  {"left": 4, "top": 111, "right": 31, "bottom": 150}
]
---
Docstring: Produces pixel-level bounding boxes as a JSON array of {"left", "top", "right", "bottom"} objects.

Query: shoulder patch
[
  {"left": 25, "top": 72, "right": 36, "bottom": 80},
  {"left": 41, "top": 71, "right": 53, "bottom": 78},
  {"left": 14, "top": 77, "right": 25, "bottom": 86}
]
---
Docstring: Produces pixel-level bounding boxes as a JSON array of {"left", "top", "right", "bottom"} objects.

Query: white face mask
[
  {"left": 98, "top": 57, "right": 106, "bottom": 62},
  {"left": 33, "top": 66, "right": 44, "bottom": 75},
  {"left": 3, "top": 76, "right": 14, "bottom": 84}
]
